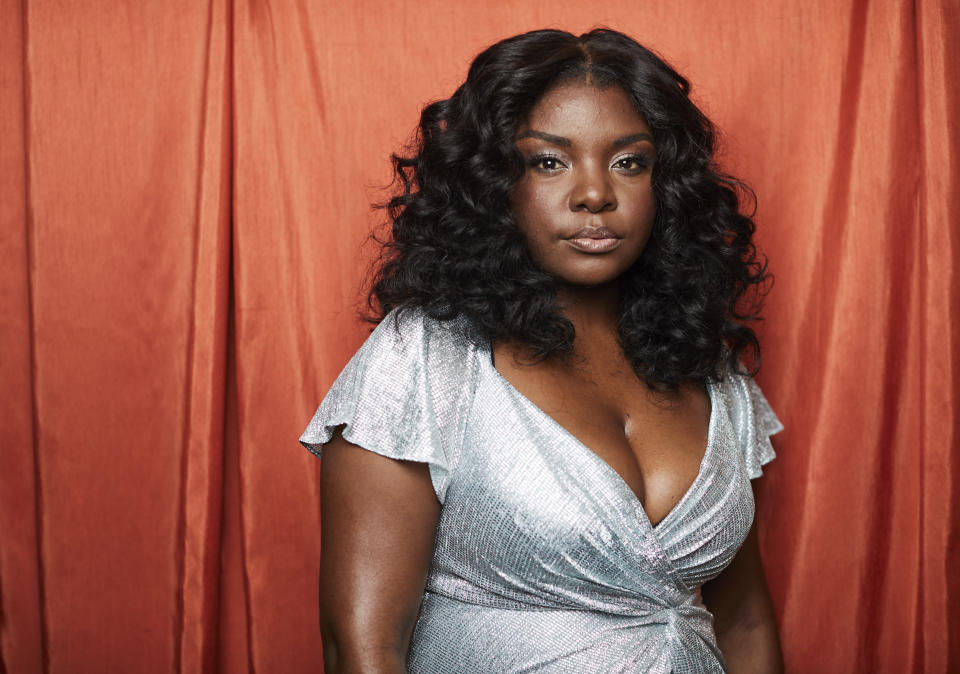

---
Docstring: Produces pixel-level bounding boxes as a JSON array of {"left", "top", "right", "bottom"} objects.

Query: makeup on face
[{"left": 510, "top": 81, "right": 657, "bottom": 288}]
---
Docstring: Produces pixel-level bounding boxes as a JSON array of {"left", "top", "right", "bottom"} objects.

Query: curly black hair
[{"left": 369, "top": 27, "right": 770, "bottom": 391}]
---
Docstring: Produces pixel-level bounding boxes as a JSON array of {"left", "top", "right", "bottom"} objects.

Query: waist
[
  {"left": 426, "top": 571, "right": 706, "bottom": 620},
  {"left": 408, "top": 590, "right": 724, "bottom": 673}
]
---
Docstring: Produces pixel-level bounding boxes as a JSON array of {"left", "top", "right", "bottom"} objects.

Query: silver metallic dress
[{"left": 300, "top": 308, "right": 783, "bottom": 673}]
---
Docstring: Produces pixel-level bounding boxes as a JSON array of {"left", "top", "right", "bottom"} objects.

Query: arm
[
  {"left": 701, "top": 519, "right": 783, "bottom": 673},
  {"left": 319, "top": 429, "right": 441, "bottom": 673}
]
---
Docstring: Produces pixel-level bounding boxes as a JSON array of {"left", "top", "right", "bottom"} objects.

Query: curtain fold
[
  {"left": 768, "top": 0, "right": 927, "bottom": 670},
  {"left": 176, "top": 0, "right": 233, "bottom": 670},
  {"left": 916, "top": 2, "right": 960, "bottom": 672},
  {"left": 0, "top": 1, "right": 956, "bottom": 672},
  {"left": 0, "top": 0, "right": 45, "bottom": 671}
]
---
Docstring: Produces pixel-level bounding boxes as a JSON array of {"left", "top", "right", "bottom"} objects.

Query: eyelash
[
  {"left": 526, "top": 153, "right": 652, "bottom": 174},
  {"left": 527, "top": 153, "right": 566, "bottom": 172},
  {"left": 613, "top": 155, "right": 652, "bottom": 173}
]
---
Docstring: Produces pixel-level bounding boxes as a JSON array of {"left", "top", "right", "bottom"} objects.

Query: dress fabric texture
[{"left": 300, "top": 308, "right": 783, "bottom": 674}]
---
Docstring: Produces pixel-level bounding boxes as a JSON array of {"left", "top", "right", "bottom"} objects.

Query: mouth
[{"left": 564, "top": 226, "right": 622, "bottom": 253}]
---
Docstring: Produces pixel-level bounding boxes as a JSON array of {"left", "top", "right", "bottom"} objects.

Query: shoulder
[
  {"left": 300, "top": 305, "right": 481, "bottom": 502},
  {"left": 360, "top": 305, "right": 478, "bottom": 374},
  {"left": 717, "top": 366, "right": 783, "bottom": 479}
]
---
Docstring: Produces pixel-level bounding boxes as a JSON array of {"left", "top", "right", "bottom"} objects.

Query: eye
[
  {"left": 527, "top": 153, "right": 567, "bottom": 173},
  {"left": 613, "top": 154, "right": 652, "bottom": 174}
]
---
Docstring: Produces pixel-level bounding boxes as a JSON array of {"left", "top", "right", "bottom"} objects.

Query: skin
[{"left": 319, "top": 81, "right": 783, "bottom": 673}]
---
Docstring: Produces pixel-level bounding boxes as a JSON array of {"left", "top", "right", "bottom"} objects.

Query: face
[{"left": 510, "top": 81, "right": 656, "bottom": 287}]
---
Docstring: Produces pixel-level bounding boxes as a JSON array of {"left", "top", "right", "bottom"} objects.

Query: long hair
[{"left": 369, "top": 28, "right": 770, "bottom": 390}]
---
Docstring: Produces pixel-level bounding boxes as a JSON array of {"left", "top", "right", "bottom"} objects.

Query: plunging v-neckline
[{"left": 483, "top": 343, "right": 718, "bottom": 533}]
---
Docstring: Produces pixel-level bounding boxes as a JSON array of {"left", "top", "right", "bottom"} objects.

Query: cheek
[
  {"left": 626, "top": 190, "right": 657, "bottom": 238},
  {"left": 508, "top": 183, "right": 531, "bottom": 231},
  {"left": 510, "top": 183, "right": 555, "bottom": 239},
  {"left": 628, "top": 184, "right": 657, "bottom": 216}
]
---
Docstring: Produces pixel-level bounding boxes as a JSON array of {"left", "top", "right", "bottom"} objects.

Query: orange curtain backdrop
[
  {"left": 1, "top": 1, "right": 956, "bottom": 672},
  {"left": 1, "top": 0, "right": 234, "bottom": 671}
]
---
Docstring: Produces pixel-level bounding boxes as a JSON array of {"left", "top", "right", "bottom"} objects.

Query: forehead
[{"left": 519, "top": 81, "right": 650, "bottom": 136}]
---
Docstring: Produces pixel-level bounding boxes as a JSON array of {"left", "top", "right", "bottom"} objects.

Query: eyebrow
[{"left": 515, "top": 130, "right": 654, "bottom": 148}]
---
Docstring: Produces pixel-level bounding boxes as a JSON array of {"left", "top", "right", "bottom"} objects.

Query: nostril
[
  {"left": 570, "top": 181, "right": 616, "bottom": 213},
  {"left": 573, "top": 201, "right": 615, "bottom": 214}
]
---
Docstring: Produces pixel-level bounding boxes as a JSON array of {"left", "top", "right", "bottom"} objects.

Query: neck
[{"left": 556, "top": 281, "right": 621, "bottom": 342}]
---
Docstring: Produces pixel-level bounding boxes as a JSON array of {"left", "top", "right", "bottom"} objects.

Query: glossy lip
[{"left": 564, "top": 225, "right": 621, "bottom": 253}]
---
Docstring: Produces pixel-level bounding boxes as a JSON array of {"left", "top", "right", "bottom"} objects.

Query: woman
[{"left": 301, "top": 28, "right": 783, "bottom": 673}]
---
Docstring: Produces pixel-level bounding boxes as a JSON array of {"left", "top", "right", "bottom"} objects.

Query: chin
[
  {"left": 532, "top": 248, "right": 640, "bottom": 288},
  {"left": 553, "top": 269, "right": 627, "bottom": 288}
]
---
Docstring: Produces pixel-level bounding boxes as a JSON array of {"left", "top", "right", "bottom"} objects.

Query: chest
[
  {"left": 427, "top": 356, "right": 754, "bottom": 597},
  {"left": 490, "top": 343, "right": 711, "bottom": 527}
]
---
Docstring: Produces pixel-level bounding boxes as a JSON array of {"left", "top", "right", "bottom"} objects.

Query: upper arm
[
  {"left": 319, "top": 429, "right": 441, "bottom": 670},
  {"left": 299, "top": 310, "right": 476, "bottom": 669},
  {"left": 701, "top": 493, "right": 783, "bottom": 673},
  {"left": 706, "top": 369, "right": 783, "bottom": 634},
  {"left": 701, "top": 520, "right": 774, "bottom": 632}
]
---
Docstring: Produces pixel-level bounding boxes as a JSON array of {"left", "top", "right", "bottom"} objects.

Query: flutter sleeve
[
  {"left": 721, "top": 369, "right": 784, "bottom": 479},
  {"left": 299, "top": 307, "right": 477, "bottom": 503}
]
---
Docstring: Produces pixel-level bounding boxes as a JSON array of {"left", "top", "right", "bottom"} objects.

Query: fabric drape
[{"left": 1, "top": 1, "right": 956, "bottom": 672}]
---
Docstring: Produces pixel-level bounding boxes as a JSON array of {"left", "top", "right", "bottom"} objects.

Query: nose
[{"left": 569, "top": 163, "right": 616, "bottom": 213}]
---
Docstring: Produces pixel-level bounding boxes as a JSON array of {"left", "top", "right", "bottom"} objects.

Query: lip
[
  {"left": 565, "top": 237, "right": 622, "bottom": 253},
  {"left": 564, "top": 225, "right": 621, "bottom": 253}
]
